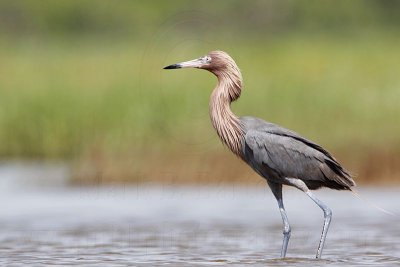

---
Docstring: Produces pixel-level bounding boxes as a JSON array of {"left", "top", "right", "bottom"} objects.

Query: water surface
[{"left": 0, "top": 168, "right": 399, "bottom": 266}]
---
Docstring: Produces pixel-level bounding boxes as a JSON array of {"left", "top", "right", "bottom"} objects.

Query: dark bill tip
[{"left": 163, "top": 64, "right": 181, "bottom": 69}]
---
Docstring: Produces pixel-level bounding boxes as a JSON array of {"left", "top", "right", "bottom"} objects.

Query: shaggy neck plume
[{"left": 209, "top": 66, "right": 244, "bottom": 157}]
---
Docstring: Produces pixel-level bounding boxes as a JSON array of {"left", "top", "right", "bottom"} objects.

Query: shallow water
[{"left": 1, "top": 179, "right": 399, "bottom": 266}]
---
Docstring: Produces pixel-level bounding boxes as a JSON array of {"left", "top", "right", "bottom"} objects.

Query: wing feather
[{"left": 243, "top": 124, "right": 355, "bottom": 190}]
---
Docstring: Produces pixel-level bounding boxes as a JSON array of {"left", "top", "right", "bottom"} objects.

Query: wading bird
[{"left": 164, "top": 51, "right": 355, "bottom": 259}]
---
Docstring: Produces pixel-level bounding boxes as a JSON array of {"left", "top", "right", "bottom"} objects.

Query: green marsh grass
[{"left": 0, "top": 36, "right": 399, "bottom": 184}]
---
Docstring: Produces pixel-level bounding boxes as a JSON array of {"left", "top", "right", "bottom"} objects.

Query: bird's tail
[{"left": 350, "top": 188, "right": 398, "bottom": 217}]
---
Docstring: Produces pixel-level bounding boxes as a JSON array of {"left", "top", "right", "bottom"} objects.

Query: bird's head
[{"left": 164, "top": 50, "right": 239, "bottom": 77}]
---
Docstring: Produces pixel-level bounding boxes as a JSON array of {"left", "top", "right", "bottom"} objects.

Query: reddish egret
[{"left": 164, "top": 51, "right": 355, "bottom": 259}]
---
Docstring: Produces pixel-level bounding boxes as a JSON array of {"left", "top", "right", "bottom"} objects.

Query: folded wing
[{"left": 242, "top": 118, "right": 355, "bottom": 190}]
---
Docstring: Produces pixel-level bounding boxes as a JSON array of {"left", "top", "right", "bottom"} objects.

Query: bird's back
[{"left": 240, "top": 116, "right": 355, "bottom": 190}]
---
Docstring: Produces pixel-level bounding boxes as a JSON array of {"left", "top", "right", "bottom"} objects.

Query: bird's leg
[
  {"left": 305, "top": 190, "right": 332, "bottom": 259},
  {"left": 284, "top": 178, "right": 332, "bottom": 259},
  {"left": 267, "top": 181, "right": 291, "bottom": 258}
]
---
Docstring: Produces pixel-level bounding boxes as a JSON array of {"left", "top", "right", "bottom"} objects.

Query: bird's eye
[{"left": 202, "top": 56, "right": 211, "bottom": 63}]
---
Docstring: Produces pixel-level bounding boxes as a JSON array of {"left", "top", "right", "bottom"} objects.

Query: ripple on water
[{"left": 0, "top": 186, "right": 399, "bottom": 266}]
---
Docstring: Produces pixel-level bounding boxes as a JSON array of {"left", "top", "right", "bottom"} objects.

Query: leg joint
[
  {"left": 283, "top": 224, "right": 291, "bottom": 235},
  {"left": 324, "top": 207, "right": 332, "bottom": 218}
]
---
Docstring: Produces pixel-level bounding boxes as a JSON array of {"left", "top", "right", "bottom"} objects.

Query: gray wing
[{"left": 241, "top": 117, "right": 355, "bottom": 190}]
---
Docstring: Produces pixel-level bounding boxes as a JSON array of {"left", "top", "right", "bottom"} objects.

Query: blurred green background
[{"left": 0, "top": 0, "right": 399, "bottom": 185}]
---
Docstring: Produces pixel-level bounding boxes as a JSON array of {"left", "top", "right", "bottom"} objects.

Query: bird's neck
[{"left": 209, "top": 70, "right": 244, "bottom": 157}]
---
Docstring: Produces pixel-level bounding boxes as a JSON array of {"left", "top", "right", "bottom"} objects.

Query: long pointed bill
[{"left": 163, "top": 58, "right": 203, "bottom": 69}]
